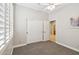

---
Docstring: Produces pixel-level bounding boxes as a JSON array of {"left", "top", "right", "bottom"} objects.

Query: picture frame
[{"left": 70, "top": 17, "right": 79, "bottom": 28}]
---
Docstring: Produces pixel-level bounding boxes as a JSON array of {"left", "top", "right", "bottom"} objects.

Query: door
[
  {"left": 43, "top": 20, "right": 50, "bottom": 41},
  {"left": 26, "top": 19, "right": 42, "bottom": 44},
  {"left": 50, "top": 21, "right": 56, "bottom": 42}
]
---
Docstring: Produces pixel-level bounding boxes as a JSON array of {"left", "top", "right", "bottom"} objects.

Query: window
[
  {"left": 0, "top": 3, "right": 13, "bottom": 47},
  {"left": 5, "top": 3, "right": 10, "bottom": 41},
  {"left": 0, "top": 3, "right": 5, "bottom": 47}
]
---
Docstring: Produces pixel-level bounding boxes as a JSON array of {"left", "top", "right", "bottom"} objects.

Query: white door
[
  {"left": 26, "top": 19, "right": 43, "bottom": 44},
  {"left": 44, "top": 20, "right": 50, "bottom": 41}
]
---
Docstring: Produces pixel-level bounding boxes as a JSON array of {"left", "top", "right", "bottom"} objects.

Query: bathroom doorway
[{"left": 50, "top": 20, "right": 56, "bottom": 42}]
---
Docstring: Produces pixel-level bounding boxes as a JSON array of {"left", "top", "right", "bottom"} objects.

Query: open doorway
[{"left": 50, "top": 20, "right": 56, "bottom": 42}]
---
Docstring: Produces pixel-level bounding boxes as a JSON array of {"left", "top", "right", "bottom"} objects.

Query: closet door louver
[{"left": 0, "top": 3, "right": 5, "bottom": 47}]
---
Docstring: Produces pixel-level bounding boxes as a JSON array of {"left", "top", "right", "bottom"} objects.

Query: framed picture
[{"left": 70, "top": 17, "right": 79, "bottom": 27}]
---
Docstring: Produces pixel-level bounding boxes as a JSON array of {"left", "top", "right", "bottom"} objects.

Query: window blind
[
  {"left": 0, "top": 3, "right": 13, "bottom": 47},
  {"left": 9, "top": 4, "right": 13, "bottom": 39},
  {"left": 5, "top": 3, "right": 10, "bottom": 41},
  {"left": 0, "top": 3, "right": 5, "bottom": 47}
]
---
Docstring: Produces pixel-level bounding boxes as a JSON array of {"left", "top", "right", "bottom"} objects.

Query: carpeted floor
[{"left": 12, "top": 41, "right": 79, "bottom": 55}]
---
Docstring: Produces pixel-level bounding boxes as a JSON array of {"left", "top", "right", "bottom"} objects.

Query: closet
[{"left": 14, "top": 4, "right": 50, "bottom": 46}]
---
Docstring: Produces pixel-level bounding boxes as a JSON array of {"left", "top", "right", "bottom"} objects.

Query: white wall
[
  {"left": 49, "top": 13, "right": 56, "bottom": 21},
  {"left": 52, "top": 3, "right": 79, "bottom": 51},
  {"left": 14, "top": 4, "right": 49, "bottom": 46}
]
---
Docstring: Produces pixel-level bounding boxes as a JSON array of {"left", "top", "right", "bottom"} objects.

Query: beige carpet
[{"left": 12, "top": 41, "right": 79, "bottom": 55}]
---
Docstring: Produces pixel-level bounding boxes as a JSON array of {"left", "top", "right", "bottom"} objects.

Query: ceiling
[{"left": 16, "top": 3, "right": 67, "bottom": 14}]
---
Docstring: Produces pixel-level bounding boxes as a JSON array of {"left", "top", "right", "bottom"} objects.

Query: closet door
[
  {"left": 27, "top": 18, "right": 42, "bottom": 44},
  {"left": 43, "top": 20, "right": 50, "bottom": 41}
]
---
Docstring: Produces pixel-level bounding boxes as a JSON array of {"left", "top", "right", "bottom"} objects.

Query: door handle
[
  {"left": 26, "top": 32, "right": 28, "bottom": 34},
  {"left": 42, "top": 31, "right": 46, "bottom": 33},
  {"left": 44, "top": 32, "right": 46, "bottom": 33}
]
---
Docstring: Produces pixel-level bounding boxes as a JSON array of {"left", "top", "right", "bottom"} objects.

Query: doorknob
[
  {"left": 26, "top": 32, "right": 28, "bottom": 34},
  {"left": 44, "top": 32, "right": 46, "bottom": 33},
  {"left": 42, "top": 31, "right": 46, "bottom": 33}
]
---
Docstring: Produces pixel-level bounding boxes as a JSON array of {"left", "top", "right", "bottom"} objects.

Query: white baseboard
[
  {"left": 13, "top": 40, "right": 49, "bottom": 48},
  {"left": 56, "top": 42, "right": 79, "bottom": 52},
  {"left": 13, "top": 44, "right": 27, "bottom": 48},
  {"left": 42, "top": 39, "right": 49, "bottom": 41}
]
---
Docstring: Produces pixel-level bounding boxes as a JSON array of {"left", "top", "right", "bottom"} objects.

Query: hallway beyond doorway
[{"left": 50, "top": 21, "right": 56, "bottom": 42}]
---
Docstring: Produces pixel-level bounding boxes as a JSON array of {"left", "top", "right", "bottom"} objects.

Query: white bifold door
[
  {"left": 26, "top": 19, "right": 43, "bottom": 44},
  {"left": 14, "top": 5, "right": 49, "bottom": 46},
  {"left": 26, "top": 18, "right": 49, "bottom": 44}
]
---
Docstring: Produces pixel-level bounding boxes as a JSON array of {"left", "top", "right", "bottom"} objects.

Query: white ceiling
[{"left": 16, "top": 3, "right": 67, "bottom": 14}]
